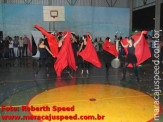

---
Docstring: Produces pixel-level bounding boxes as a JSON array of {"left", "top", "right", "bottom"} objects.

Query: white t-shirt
[
  {"left": 9, "top": 40, "right": 14, "bottom": 48},
  {"left": 19, "top": 39, "right": 24, "bottom": 47}
]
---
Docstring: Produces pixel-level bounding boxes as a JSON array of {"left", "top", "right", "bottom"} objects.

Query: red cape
[
  {"left": 34, "top": 25, "right": 58, "bottom": 57},
  {"left": 62, "top": 31, "right": 67, "bottom": 36},
  {"left": 54, "top": 32, "right": 77, "bottom": 77},
  {"left": 103, "top": 40, "right": 119, "bottom": 57},
  {"left": 78, "top": 34, "right": 102, "bottom": 68},
  {"left": 121, "top": 31, "right": 151, "bottom": 67},
  {"left": 23, "top": 37, "right": 32, "bottom": 54}
]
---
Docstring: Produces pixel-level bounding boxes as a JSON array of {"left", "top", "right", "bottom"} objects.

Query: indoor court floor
[{"left": 0, "top": 56, "right": 162, "bottom": 122}]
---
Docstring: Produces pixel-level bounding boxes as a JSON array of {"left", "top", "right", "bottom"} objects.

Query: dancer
[
  {"left": 54, "top": 32, "right": 76, "bottom": 77},
  {"left": 78, "top": 33, "right": 102, "bottom": 76},
  {"left": 35, "top": 38, "right": 53, "bottom": 77},
  {"left": 71, "top": 33, "right": 79, "bottom": 68},
  {"left": 78, "top": 35, "right": 89, "bottom": 75},
  {"left": 34, "top": 25, "right": 58, "bottom": 57},
  {"left": 57, "top": 32, "right": 73, "bottom": 75},
  {"left": 103, "top": 37, "right": 118, "bottom": 72},
  {"left": 58, "top": 32, "right": 67, "bottom": 51},
  {"left": 120, "top": 31, "right": 144, "bottom": 82}
]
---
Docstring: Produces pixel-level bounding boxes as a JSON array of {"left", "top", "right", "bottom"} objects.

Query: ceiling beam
[
  {"left": 105, "top": 0, "right": 111, "bottom": 7},
  {"left": 66, "top": 0, "right": 71, "bottom": 5},
  {"left": 72, "top": 0, "right": 78, "bottom": 6},
  {"left": 113, "top": 0, "right": 118, "bottom": 7}
]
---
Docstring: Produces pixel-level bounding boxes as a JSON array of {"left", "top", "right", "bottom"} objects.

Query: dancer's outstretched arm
[
  {"left": 78, "top": 42, "right": 83, "bottom": 52},
  {"left": 34, "top": 25, "right": 49, "bottom": 37},
  {"left": 120, "top": 41, "right": 128, "bottom": 48},
  {"left": 134, "top": 31, "right": 144, "bottom": 47},
  {"left": 60, "top": 32, "right": 68, "bottom": 42},
  {"left": 87, "top": 33, "right": 92, "bottom": 40}
]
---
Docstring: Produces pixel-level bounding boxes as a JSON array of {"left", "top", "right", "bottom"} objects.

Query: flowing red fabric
[
  {"left": 103, "top": 40, "right": 119, "bottom": 57},
  {"left": 54, "top": 32, "right": 77, "bottom": 77},
  {"left": 62, "top": 31, "right": 67, "bottom": 36},
  {"left": 34, "top": 25, "right": 58, "bottom": 57},
  {"left": 23, "top": 37, "right": 32, "bottom": 54},
  {"left": 121, "top": 31, "right": 151, "bottom": 67},
  {"left": 78, "top": 34, "right": 102, "bottom": 68}
]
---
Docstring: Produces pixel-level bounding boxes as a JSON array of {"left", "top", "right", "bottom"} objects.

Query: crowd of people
[{"left": 0, "top": 35, "right": 29, "bottom": 59}]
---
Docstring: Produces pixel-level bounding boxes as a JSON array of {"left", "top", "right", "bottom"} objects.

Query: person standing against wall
[
  {"left": 13, "top": 36, "right": 19, "bottom": 57},
  {"left": 23, "top": 35, "right": 28, "bottom": 57},
  {"left": 146, "top": 35, "right": 152, "bottom": 58},
  {"left": 18, "top": 37, "right": 24, "bottom": 58},
  {"left": 114, "top": 35, "right": 118, "bottom": 44},
  {"left": 71, "top": 33, "right": 79, "bottom": 68},
  {"left": 98, "top": 38, "right": 103, "bottom": 52},
  {"left": 93, "top": 38, "right": 99, "bottom": 52},
  {"left": 9, "top": 37, "right": 14, "bottom": 58},
  {"left": 0, "top": 38, "right": 4, "bottom": 58},
  {"left": 4, "top": 37, "right": 9, "bottom": 59}
]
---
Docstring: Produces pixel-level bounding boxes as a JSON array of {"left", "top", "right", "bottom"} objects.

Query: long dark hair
[
  {"left": 38, "top": 38, "right": 44, "bottom": 49},
  {"left": 71, "top": 33, "right": 77, "bottom": 43},
  {"left": 106, "top": 37, "right": 110, "bottom": 40},
  {"left": 71, "top": 33, "right": 76, "bottom": 38},
  {"left": 83, "top": 35, "right": 87, "bottom": 42},
  {"left": 128, "top": 37, "right": 134, "bottom": 44}
]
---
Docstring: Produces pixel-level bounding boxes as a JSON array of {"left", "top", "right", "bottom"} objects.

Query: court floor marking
[{"left": 1, "top": 93, "right": 163, "bottom": 109}]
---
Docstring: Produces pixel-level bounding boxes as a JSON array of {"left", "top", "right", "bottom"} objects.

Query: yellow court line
[{"left": 1, "top": 93, "right": 163, "bottom": 109}]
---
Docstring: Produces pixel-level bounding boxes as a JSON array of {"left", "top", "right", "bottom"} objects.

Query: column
[{"left": 155, "top": 0, "right": 161, "bottom": 31}]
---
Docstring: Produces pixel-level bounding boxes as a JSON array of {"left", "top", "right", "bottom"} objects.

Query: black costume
[
  {"left": 103, "top": 50, "right": 115, "bottom": 72},
  {"left": 72, "top": 42, "right": 78, "bottom": 66},
  {"left": 35, "top": 48, "right": 49, "bottom": 74},
  {"left": 122, "top": 45, "right": 138, "bottom": 80},
  {"left": 126, "top": 46, "right": 137, "bottom": 63}
]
